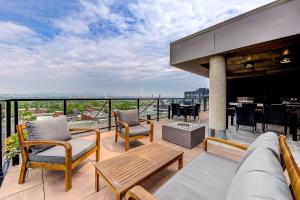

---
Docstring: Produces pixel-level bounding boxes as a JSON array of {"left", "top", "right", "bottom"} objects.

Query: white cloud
[
  {"left": 0, "top": 0, "right": 274, "bottom": 95},
  {"left": 0, "top": 21, "right": 40, "bottom": 44}
]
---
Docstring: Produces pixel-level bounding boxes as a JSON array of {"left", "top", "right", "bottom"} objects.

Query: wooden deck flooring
[{"left": 0, "top": 113, "right": 263, "bottom": 200}]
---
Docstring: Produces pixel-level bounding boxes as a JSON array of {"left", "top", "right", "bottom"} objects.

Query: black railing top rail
[{"left": 1, "top": 97, "right": 208, "bottom": 102}]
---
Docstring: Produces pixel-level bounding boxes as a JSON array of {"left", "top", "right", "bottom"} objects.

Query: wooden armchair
[
  {"left": 16, "top": 121, "right": 100, "bottom": 192},
  {"left": 113, "top": 109, "right": 154, "bottom": 151}
]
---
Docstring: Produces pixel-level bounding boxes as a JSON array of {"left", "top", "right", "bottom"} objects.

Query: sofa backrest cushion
[
  {"left": 26, "top": 116, "right": 71, "bottom": 152},
  {"left": 226, "top": 147, "right": 292, "bottom": 200},
  {"left": 236, "top": 132, "right": 279, "bottom": 170},
  {"left": 117, "top": 109, "right": 139, "bottom": 127}
]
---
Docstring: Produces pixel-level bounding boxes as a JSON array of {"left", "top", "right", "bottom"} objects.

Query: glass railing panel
[
  {"left": 159, "top": 99, "right": 171, "bottom": 118},
  {"left": 173, "top": 98, "right": 184, "bottom": 104},
  {"left": 17, "top": 101, "right": 63, "bottom": 125},
  {"left": 66, "top": 100, "right": 108, "bottom": 129},
  {"left": 139, "top": 99, "right": 157, "bottom": 120},
  {"left": 111, "top": 100, "right": 137, "bottom": 111}
]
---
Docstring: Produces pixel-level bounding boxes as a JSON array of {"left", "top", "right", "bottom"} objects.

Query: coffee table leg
[
  {"left": 115, "top": 192, "right": 121, "bottom": 200},
  {"left": 178, "top": 155, "right": 183, "bottom": 169},
  {"left": 95, "top": 170, "right": 99, "bottom": 192}
]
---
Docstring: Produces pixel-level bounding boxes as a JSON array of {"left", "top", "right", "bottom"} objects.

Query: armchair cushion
[
  {"left": 120, "top": 125, "right": 150, "bottom": 137},
  {"left": 236, "top": 132, "right": 279, "bottom": 170},
  {"left": 29, "top": 139, "right": 96, "bottom": 164},
  {"left": 118, "top": 109, "right": 140, "bottom": 127},
  {"left": 226, "top": 147, "right": 292, "bottom": 200},
  {"left": 26, "top": 116, "right": 72, "bottom": 153}
]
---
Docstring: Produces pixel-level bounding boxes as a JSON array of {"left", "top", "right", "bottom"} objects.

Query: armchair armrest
[
  {"left": 139, "top": 119, "right": 154, "bottom": 142},
  {"left": 117, "top": 120, "right": 130, "bottom": 138},
  {"left": 23, "top": 140, "right": 72, "bottom": 164},
  {"left": 203, "top": 137, "right": 248, "bottom": 151},
  {"left": 126, "top": 186, "right": 157, "bottom": 200}
]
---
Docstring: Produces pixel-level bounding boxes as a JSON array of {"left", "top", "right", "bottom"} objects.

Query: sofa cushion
[
  {"left": 29, "top": 139, "right": 96, "bottom": 164},
  {"left": 26, "top": 116, "right": 71, "bottom": 153},
  {"left": 120, "top": 125, "right": 150, "bottom": 137},
  {"left": 236, "top": 132, "right": 279, "bottom": 170},
  {"left": 154, "top": 151, "right": 237, "bottom": 200},
  {"left": 226, "top": 147, "right": 292, "bottom": 200},
  {"left": 118, "top": 109, "right": 139, "bottom": 127}
]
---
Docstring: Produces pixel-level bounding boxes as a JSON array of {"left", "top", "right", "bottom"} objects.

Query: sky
[{"left": 0, "top": 0, "right": 274, "bottom": 97}]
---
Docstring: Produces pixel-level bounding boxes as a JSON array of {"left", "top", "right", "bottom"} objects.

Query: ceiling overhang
[{"left": 170, "top": 0, "right": 300, "bottom": 78}]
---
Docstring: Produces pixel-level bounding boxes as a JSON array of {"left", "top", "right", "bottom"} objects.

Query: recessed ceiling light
[{"left": 282, "top": 49, "right": 289, "bottom": 56}]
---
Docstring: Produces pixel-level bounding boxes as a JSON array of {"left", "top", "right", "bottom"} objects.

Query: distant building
[{"left": 184, "top": 88, "right": 209, "bottom": 99}]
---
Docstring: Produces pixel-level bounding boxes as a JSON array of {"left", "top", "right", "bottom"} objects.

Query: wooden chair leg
[
  {"left": 65, "top": 165, "right": 72, "bottom": 191},
  {"left": 96, "top": 149, "right": 100, "bottom": 162},
  {"left": 150, "top": 133, "right": 154, "bottom": 143},
  {"left": 125, "top": 140, "right": 129, "bottom": 151},
  {"left": 18, "top": 161, "right": 28, "bottom": 184}
]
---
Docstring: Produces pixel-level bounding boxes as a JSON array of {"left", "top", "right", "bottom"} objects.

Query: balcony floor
[{"left": 1, "top": 112, "right": 299, "bottom": 200}]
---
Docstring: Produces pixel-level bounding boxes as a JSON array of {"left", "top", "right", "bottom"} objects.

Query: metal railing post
[
  {"left": 63, "top": 100, "right": 67, "bottom": 115},
  {"left": 6, "top": 101, "right": 11, "bottom": 137},
  {"left": 137, "top": 99, "right": 140, "bottom": 113},
  {"left": 14, "top": 101, "right": 18, "bottom": 133},
  {"left": 156, "top": 98, "right": 160, "bottom": 121},
  {"left": 108, "top": 99, "right": 112, "bottom": 131}
]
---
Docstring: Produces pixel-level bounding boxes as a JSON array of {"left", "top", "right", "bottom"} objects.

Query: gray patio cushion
[
  {"left": 226, "top": 147, "right": 292, "bottom": 200},
  {"left": 29, "top": 139, "right": 96, "bottom": 164},
  {"left": 120, "top": 125, "right": 150, "bottom": 137},
  {"left": 117, "top": 109, "right": 139, "bottom": 127},
  {"left": 236, "top": 132, "right": 279, "bottom": 170},
  {"left": 26, "top": 116, "right": 71, "bottom": 153},
  {"left": 154, "top": 151, "right": 237, "bottom": 200}
]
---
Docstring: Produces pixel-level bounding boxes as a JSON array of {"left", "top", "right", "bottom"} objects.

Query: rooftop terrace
[{"left": 1, "top": 111, "right": 299, "bottom": 200}]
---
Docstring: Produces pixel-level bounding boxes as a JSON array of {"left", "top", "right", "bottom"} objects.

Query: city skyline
[{"left": 0, "top": 0, "right": 274, "bottom": 96}]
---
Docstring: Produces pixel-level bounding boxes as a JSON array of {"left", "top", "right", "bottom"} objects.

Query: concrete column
[{"left": 209, "top": 55, "right": 226, "bottom": 138}]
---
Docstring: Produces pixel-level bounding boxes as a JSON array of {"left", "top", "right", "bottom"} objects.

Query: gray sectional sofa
[{"left": 126, "top": 132, "right": 300, "bottom": 200}]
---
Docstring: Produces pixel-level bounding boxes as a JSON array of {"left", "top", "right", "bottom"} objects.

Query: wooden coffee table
[{"left": 94, "top": 142, "right": 183, "bottom": 200}]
